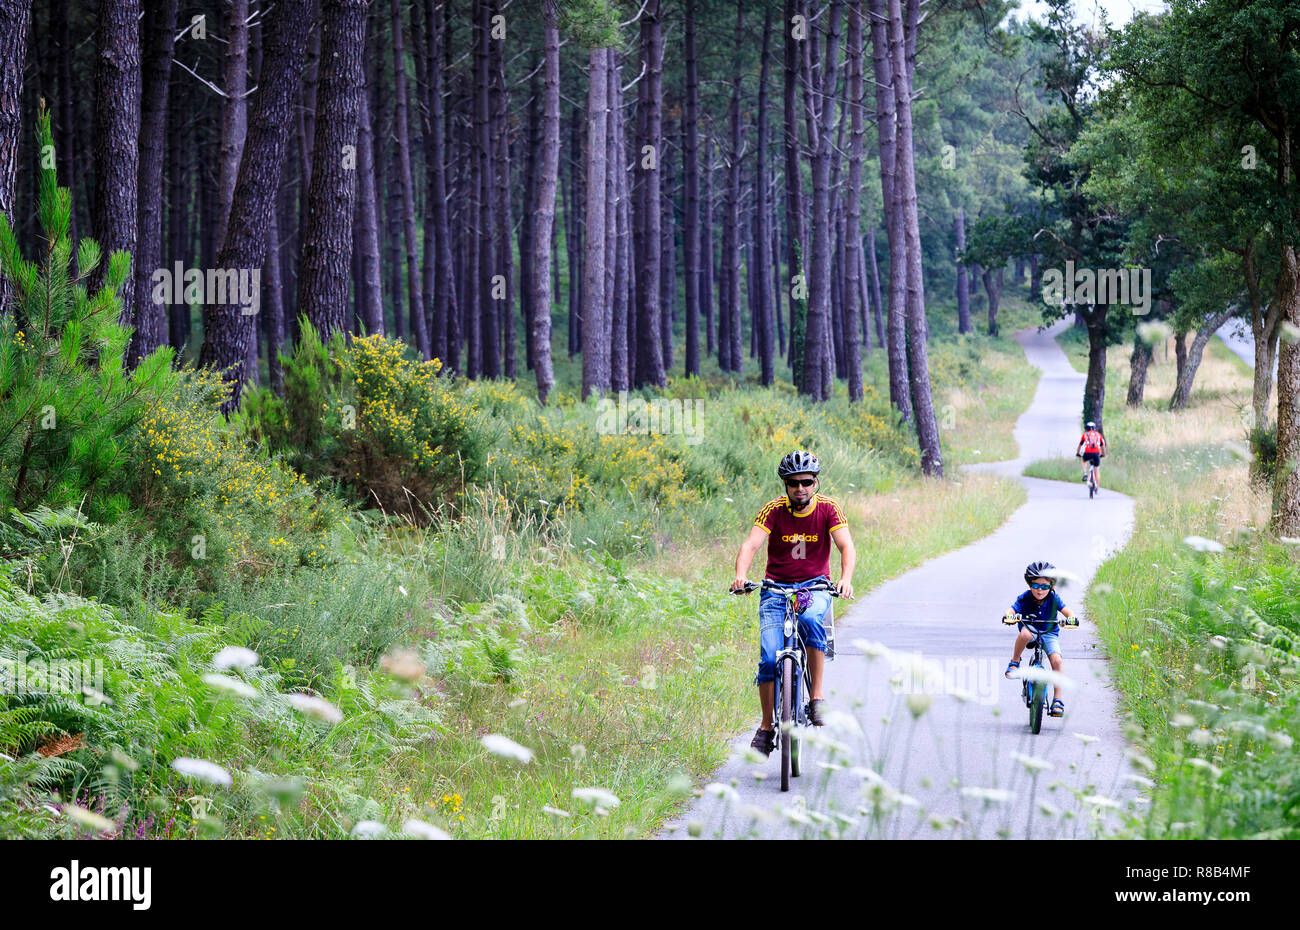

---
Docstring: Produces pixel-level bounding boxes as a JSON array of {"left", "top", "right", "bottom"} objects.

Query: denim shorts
[
  {"left": 754, "top": 577, "right": 832, "bottom": 685},
  {"left": 1017, "top": 622, "right": 1060, "bottom": 657}
]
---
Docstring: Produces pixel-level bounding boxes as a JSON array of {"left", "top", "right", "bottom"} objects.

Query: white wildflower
[
  {"left": 480, "top": 734, "right": 534, "bottom": 763},
  {"left": 1073, "top": 733, "right": 1099, "bottom": 745},
  {"left": 351, "top": 820, "right": 387, "bottom": 839},
  {"left": 212, "top": 646, "right": 259, "bottom": 670},
  {"left": 286, "top": 693, "right": 344, "bottom": 724},
  {"left": 202, "top": 673, "right": 258, "bottom": 699},
  {"left": 402, "top": 818, "right": 450, "bottom": 840},
  {"left": 1011, "top": 751, "right": 1052, "bottom": 773},
  {"left": 1183, "top": 536, "right": 1225, "bottom": 553},
  {"left": 572, "top": 787, "right": 620, "bottom": 810},
  {"left": 65, "top": 805, "right": 116, "bottom": 833},
  {"left": 171, "top": 757, "right": 232, "bottom": 787},
  {"left": 705, "top": 783, "right": 740, "bottom": 804},
  {"left": 961, "top": 786, "right": 1015, "bottom": 804}
]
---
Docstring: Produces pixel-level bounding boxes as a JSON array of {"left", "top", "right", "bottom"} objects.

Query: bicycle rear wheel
[{"left": 780, "top": 656, "right": 795, "bottom": 792}]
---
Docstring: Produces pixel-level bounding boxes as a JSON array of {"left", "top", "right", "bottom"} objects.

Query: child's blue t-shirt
[{"left": 1012, "top": 590, "right": 1065, "bottom": 630}]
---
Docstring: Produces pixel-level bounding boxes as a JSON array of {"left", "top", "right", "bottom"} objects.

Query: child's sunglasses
[
  {"left": 784, "top": 478, "right": 816, "bottom": 488},
  {"left": 1029, "top": 582, "right": 1052, "bottom": 591}
]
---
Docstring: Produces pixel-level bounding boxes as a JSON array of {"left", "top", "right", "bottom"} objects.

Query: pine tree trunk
[
  {"left": 0, "top": 0, "right": 30, "bottom": 315},
  {"left": 198, "top": 0, "right": 312, "bottom": 410},
  {"left": 723, "top": 2, "right": 745, "bottom": 375},
  {"left": 890, "top": 0, "right": 940, "bottom": 474},
  {"left": 633, "top": 0, "right": 666, "bottom": 387},
  {"left": 610, "top": 50, "right": 630, "bottom": 392},
  {"left": 660, "top": 105, "right": 676, "bottom": 371},
  {"left": 126, "top": 0, "right": 178, "bottom": 364},
  {"left": 755, "top": 8, "right": 775, "bottom": 386},
  {"left": 354, "top": 57, "right": 384, "bottom": 336},
  {"left": 520, "top": 65, "right": 539, "bottom": 372},
  {"left": 581, "top": 46, "right": 610, "bottom": 400},
  {"left": 491, "top": 10, "right": 514, "bottom": 377},
  {"left": 89, "top": 0, "right": 141, "bottom": 305},
  {"left": 683, "top": 0, "right": 701, "bottom": 377},
  {"left": 955, "top": 206, "right": 971, "bottom": 335},
  {"left": 428, "top": 0, "right": 457, "bottom": 368},
  {"left": 566, "top": 102, "right": 581, "bottom": 360},
  {"left": 701, "top": 137, "right": 715, "bottom": 359},
  {"left": 529, "top": 0, "right": 559, "bottom": 403},
  {"left": 391, "top": 0, "right": 428, "bottom": 357},
  {"left": 802, "top": 0, "right": 841, "bottom": 400},
  {"left": 843, "top": 0, "right": 865, "bottom": 401},
  {"left": 868, "top": 0, "right": 909, "bottom": 419},
  {"left": 299, "top": 0, "right": 367, "bottom": 340},
  {"left": 983, "top": 266, "right": 1001, "bottom": 337},
  {"left": 216, "top": 0, "right": 248, "bottom": 256},
  {"left": 868, "top": 224, "right": 885, "bottom": 347}
]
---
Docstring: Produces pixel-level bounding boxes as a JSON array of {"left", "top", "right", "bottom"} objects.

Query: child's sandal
[
  {"left": 1004, "top": 660, "right": 1020, "bottom": 679},
  {"left": 1049, "top": 699, "right": 1065, "bottom": 717}
]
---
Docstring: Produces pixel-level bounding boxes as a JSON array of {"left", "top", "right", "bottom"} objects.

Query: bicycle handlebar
[
  {"left": 1002, "top": 612, "right": 1079, "bottom": 628},
  {"left": 731, "top": 579, "right": 842, "bottom": 597}
]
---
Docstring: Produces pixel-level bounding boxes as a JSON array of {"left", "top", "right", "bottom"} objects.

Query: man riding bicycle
[
  {"left": 730, "top": 451, "right": 856, "bottom": 758},
  {"left": 1076, "top": 420, "right": 1106, "bottom": 486}
]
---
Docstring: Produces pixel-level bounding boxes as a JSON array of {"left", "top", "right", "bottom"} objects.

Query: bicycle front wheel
[
  {"left": 780, "top": 656, "right": 795, "bottom": 792},
  {"left": 1029, "top": 681, "right": 1045, "bottom": 734}
]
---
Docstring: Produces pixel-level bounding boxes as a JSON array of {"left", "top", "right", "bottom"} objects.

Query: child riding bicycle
[
  {"left": 730, "top": 451, "right": 856, "bottom": 757},
  {"left": 1003, "top": 561, "right": 1078, "bottom": 717}
]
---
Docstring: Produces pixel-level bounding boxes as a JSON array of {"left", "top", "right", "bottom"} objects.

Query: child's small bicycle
[{"left": 1003, "top": 612, "right": 1079, "bottom": 734}]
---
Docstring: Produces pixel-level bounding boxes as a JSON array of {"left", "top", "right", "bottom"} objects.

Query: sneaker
[
  {"left": 807, "top": 699, "right": 828, "bottom": 726},
  {"left": 750, "top": 727, "right": 775, "bottom": 757}
]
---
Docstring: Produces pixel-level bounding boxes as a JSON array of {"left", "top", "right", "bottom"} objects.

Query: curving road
[{"left": 664, "top": 320, "right": 1138, "bottom": 840}]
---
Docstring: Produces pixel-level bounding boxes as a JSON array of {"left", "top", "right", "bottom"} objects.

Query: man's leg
[
  {"left": 807, "top": 647, "right": 825, "bottom": 701},
  {"left": 759, "top": 681, "right": 774, "bottom": 729}
]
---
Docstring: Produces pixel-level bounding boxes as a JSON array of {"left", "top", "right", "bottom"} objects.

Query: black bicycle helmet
[
  {"left": 1024, "top": 561, "right": 1056, "bottom": 586},
  {"left": 777, "top": 450, "right": 821, "bottom": 479},
  {"left": 1085, "top": 420, "right": 1096, "bottom": 429}
]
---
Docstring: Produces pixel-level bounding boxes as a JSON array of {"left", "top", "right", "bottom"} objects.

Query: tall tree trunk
[
  {"left": 723, "top": 1, "right": 745, "bottom": 375},
  {"left": 633, "top": 0, "right": 666, "bottom": 387},
  {"left": 299, "top": 0, "right": 368, "bottom": 340},
  {"left": 0, "top": 0, "right": 28, "bottom": 315},
  {"left": 660, "top": 106, "right": 676, "bottom": 371},
  {"left": 428, "top": 0, "right": 457, "bottom": 368},
  {"left": 868, "top": 224, "right": 885, "bottom": 347},
  {"left": 890, "top": 0, "right": 940, "bottom": 474},
  {"left": 843, "top": 0, "right": 864, "bottom": 401},
  {"left": 868, "top": 0, "right": 909, "bottom": 419},
  {"left": 683, "top": 0, "right": 701, "bottom": 377},
  {"left": 955, "top": 206, "right": 971, "bottom": 335},
  {"left": 755, "top": 7, "right": 776, "bottom": 386},
  {"left": 491, "top": 9, "right": 514, "bottom": 378},
  {"left": 198, "top": 0, "right": 312, "bottom": 410},
  {"left": 1081, "top": 304, "right": 1109, "bottom": 432},
  {"left": 1126, "top": 334, "right": 1152, "bottom": 408},
  {"left": 702, "top": 137, "right": 716, "bottom": 359},
  {"left": 354, "top": 56, "right": 384, "bottom": 335},
  {"left": 128, "top": 0, "right": 178, "bottom": 365},
  {"left": 1169, "top": 309, "right": 1234, "bottom": 411},
  {"left": 216, "top": 0, "right": 249, "bottom": 254},
  {"left": 89, "top": 0, "right": 141, "bottom": 305},
  {"left": 529, "top": 0, "right": 560, "bottom": 403},
  {"left": 520, "top": 65, "right": 540, "bottom": 371},
  {"left": 581, "top": 46, "right": 610, "bottom": 399},
  {"left": 1273, "top": 243, "right": 1300, "bottom": 533},
  {"left": 1028, "top": 252, "right": 1040, "bottom": 301},
  {"left": 802, "top": 0, "right": 841, "bottom": 400},
  {"left": 391, "top": 0, "right": 428, "bottom": 358},
  {"left": 565, "top": 102, "right": 581, "bottom": 360},
  {"left": 983, "top": 266, "right": 1001, "bottom": 337},
  {"left": 610, "top": 49, "right": 630, "bottom": 392}
]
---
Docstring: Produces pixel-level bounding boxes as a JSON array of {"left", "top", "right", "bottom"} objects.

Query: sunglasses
[
  {"left": 784, "top": 478, "right": 817, "bottom": 488},
  {"left": 1029, "top": 582, "right": 1052, "bottom": 591}
]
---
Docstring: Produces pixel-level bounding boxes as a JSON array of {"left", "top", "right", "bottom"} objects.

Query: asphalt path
[
  {"left": 1217, "top": 318, "right": 1272, "bottom": 377},
  {"left": 664, "top": 320, "right": 1138, "bottom": 840}
]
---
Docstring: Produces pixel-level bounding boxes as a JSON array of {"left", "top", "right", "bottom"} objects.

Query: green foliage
[
  {"left": 240, "top": 321, "right": 491, "bottom": 516},
  {"left": 0, "top": 107, "right": 176, "bottom": 518}
]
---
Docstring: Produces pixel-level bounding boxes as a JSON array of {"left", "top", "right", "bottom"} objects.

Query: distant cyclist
[
  {"left": 1076, "top": 420, "right": 1106, "bottom": 487},
  {"left": 730, "top": 451, "right": 856, "bottom": 758}
]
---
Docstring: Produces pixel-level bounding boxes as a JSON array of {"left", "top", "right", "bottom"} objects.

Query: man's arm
[
  {"left": 731, "top": 525, "right": 768, "bottom": 591},
  {"left": 830, "top": 525, "right": 856, "bottom": 599}
]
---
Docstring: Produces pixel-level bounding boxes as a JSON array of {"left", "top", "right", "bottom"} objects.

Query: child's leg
[
  {"left": 1012, "top": 628, "right": 1032, "bottom": 662},
  {"left": 1049, "top": 652, "right": 1064, "bottom": 702}
]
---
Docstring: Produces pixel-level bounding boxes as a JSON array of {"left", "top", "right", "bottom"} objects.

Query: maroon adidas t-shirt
[{"left": 753, "top": 494, "right": 848, "bottom": 583}]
